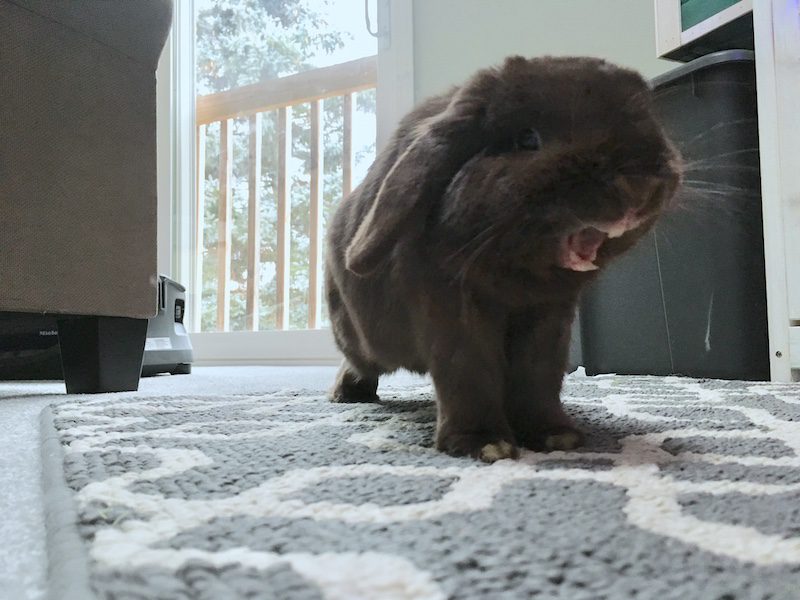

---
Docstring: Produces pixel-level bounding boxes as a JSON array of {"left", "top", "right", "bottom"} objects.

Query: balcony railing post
[
  {"left": 217, "top": 118, "right": 233, "bottom": 332},
  {"left": 308, "top": 99, "right": 324, "bottom": 329},
  {"left": 195, "top": 124, "right": 206, "bottom": 332},
  {"left": 343, "top": 92, "right": 354, "bottom": 197},
  {"left": 276, "top": 107, "right": 292, "bottom": 330},
  {"left": 246, "top": 113, "right": 262, "bottom": 331}
]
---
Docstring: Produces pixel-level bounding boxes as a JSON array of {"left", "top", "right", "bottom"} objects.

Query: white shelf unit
[
  {"left": 654, "top": 0, "right": 800, "bottom": 381},
  {"left": 752, "top": 0, "right": 800, "bottom": 381},
  {"left": 655, "top": 0, "right": 753, "bottom": 57}
]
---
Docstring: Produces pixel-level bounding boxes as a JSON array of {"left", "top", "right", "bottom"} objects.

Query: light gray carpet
[{"left": 41, "top": 373, "right": 800, "bottom": 599}]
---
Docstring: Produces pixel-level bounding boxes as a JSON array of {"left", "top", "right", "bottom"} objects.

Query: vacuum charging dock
[{"left": 141, "top": 275, "right": 194, "bottom": 376}]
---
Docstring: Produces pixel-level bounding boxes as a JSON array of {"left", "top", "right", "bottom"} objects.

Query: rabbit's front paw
[
  {"left": 436, "top": 431, "right": 519, "bottom": 463},
  {"left": 330, "top": 385, "right": 379, "bottom": 403},
  {"left": 330, "top": 362, "right": 379, "bottom": 403},
  {"left": 519, "top": 425, "right": 584, "bottom": 452}
]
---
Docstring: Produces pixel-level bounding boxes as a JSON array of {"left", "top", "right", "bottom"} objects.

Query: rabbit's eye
[{"left": 517, "top": 128, "right": 541, "bottom": 151}]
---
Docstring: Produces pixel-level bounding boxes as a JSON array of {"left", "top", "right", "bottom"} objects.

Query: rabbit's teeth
[
  {"left": 567, "top": 253, "right": 599, "bottom": 272},
  {"left": 603, "top": 223, "right": 627, "bottom": 238},
  {"left": 596, "top": 212, "right": 644, "bottom": 238}
]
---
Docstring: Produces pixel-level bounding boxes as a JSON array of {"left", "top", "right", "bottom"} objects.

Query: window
[
  {"left": 194, "top": 0, "right": 378, "bottom": 335},
  {"left": 159, "top": 0, "right": 412, "bottom": 364}
]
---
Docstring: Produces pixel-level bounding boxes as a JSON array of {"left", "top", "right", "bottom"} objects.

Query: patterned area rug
[{"left": 41, "top": 374, "right": 800, "bottom": 599}]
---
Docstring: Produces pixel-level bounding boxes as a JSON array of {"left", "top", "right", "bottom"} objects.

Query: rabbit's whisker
[
  {"left": 446, "top": 221, "right": 504, "bottom": 264},
  {"left": 679, "top": 118, "right": 757, "bottom": 148},
  {"left": 683, "top": 164, "right": 760, "bottom": 173},
  {"left": 682, "top": 148, "right": 758, "bottom": 164}
]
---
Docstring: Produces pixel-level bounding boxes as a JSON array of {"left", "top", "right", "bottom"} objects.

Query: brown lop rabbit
[{"left": 325, "top": 55, "right": 681, "bottom": 462}]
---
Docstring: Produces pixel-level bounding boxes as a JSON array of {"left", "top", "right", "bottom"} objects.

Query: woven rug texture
[{"left": 41, "top": 374, "right": 800, "bottom": 599}]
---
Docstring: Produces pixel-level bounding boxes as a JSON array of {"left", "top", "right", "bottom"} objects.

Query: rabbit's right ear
[{"left": 344, "top": 73, "right": 497, "bottom": 277}]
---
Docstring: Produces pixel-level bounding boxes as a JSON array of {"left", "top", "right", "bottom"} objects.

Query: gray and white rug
[{"left": 41, "top": 374, "right": 800, "bottom": 599}]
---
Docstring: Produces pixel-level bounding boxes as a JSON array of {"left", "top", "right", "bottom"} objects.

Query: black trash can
[{"left": 579, "top": 50, "right": 769, "bottom": 381}]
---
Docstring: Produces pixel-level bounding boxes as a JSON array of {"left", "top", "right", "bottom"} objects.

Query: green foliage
[{"left": 195, "top": 0, "right": 346, "bottom": 94}]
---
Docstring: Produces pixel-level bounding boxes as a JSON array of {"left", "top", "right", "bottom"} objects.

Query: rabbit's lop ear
[{"left": 344, "top": 74, "right": 496, "bottom": 277}]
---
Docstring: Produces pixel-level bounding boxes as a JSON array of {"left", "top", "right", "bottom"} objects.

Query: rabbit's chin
[{"left": 557, "top": 212, "right": 645, "bottom": 272}]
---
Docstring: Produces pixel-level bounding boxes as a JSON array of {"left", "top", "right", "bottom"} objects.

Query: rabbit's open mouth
[
  {"left": 559, "top": 227, "right": 607, "bottom": 272},
  {"left": 559, "top": 217, "right": 639, "bottom": 272}
]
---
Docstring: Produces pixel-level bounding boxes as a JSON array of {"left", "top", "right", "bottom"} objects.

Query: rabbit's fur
[{"left": 325, "top": 56, "right": 681, "bottom": 461}]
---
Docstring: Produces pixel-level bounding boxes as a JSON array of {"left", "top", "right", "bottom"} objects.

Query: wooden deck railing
[{"left": 195, "top": 56, "right": 376, "bottom": 332}]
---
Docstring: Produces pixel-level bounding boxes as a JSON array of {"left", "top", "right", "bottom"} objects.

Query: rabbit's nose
[
  {"left": 614, "top": 174, "right": 660, "bottom": 205},
  {"left": 614, "top": 174, "right": 667, "bottom": 217}
]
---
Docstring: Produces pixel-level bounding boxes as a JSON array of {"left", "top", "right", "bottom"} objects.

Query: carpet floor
[{"left": 41, "top": 373, "right": 800, "bottom": 599}]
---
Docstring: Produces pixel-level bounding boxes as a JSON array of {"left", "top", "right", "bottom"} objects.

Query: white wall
[{"left": 412, "top": 0, "right": 678, "bottom": 100}]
